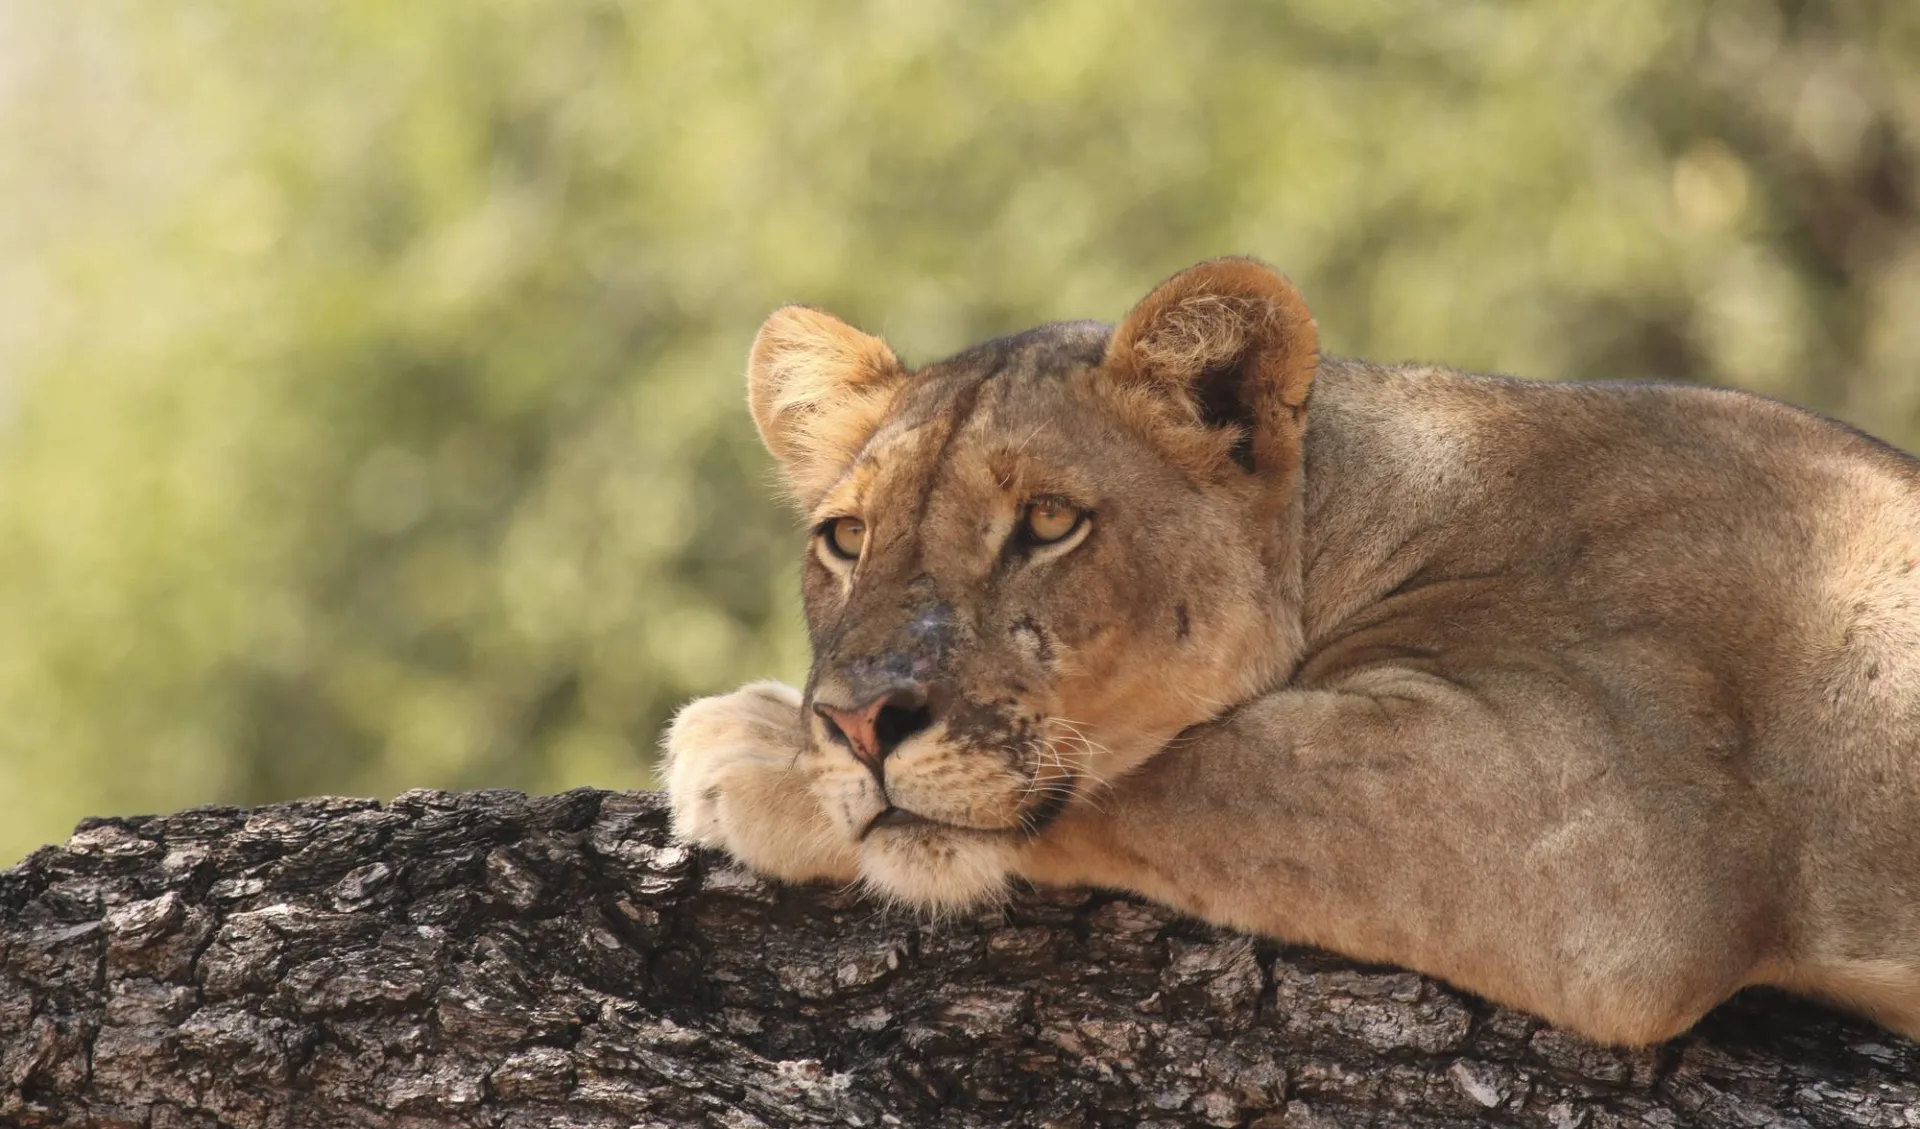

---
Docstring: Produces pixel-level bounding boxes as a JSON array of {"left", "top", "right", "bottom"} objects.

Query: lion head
[{"left": 746, "top": 259, "right": 1320, "bottom": 909}]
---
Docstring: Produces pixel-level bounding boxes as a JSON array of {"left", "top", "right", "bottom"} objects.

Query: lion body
[{"left": 666, "top": 261, "right": 1920, "bottom": 1044}]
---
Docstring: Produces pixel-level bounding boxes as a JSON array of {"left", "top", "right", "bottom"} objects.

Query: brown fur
[{"left": 665, "top": 258, "right": 1920, "bottom": 1046}]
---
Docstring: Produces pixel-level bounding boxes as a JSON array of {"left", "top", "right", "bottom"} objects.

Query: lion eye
[
  {"left": 1023, "top": 501, "right": 1084, "bottom": 544},
  {"left": 824, "top": 516, "right": 866, "bottom": 561}
]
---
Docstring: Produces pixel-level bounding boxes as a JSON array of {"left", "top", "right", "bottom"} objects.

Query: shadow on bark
[{"left": 1, "top": 789, "right": 1914, "bottom": 1127}]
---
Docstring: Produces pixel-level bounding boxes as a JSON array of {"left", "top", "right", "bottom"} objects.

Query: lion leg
[
  {"left": 1017, "top": 677, "right": 1775, "bottom": 1046},
  {"left": 1776, "top": 959, "right": 1920, "bottom": 1041}
]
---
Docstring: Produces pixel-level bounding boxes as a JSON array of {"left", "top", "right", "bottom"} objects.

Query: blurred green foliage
[{"left": 1, "top": 0, "right": 1916, "bottom": 862}]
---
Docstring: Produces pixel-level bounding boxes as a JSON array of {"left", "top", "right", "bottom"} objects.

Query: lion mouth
[
  {"left": 858, "top": 805, "right": 1022, "bottom": 841},
  {"left": 860, "top": 805, "right": 934, "bottom": 839},
  {"left": 858, "top": 778, "right": 1077, "bottom": 840}
]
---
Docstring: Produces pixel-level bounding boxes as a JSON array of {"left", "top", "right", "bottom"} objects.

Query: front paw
[{"left": 662, "top": 681, "right": 858, "bottom": 883}]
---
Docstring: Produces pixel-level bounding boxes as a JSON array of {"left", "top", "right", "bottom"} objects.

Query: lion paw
[{"left": 662, "top": 681, "right": 859, "bottom": 883}]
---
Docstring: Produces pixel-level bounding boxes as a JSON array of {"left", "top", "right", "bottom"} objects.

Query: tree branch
[{"left": 1, "top": 789, "right": 1913, "bottom": 1127}]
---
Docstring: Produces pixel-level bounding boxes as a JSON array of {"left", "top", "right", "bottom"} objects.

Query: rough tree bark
[{"left": 0, "top": 789, "right": 1914, "bottom": 1128}]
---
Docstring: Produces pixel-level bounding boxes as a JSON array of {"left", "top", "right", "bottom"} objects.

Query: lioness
[{"left": 663, "top": 258, "right": 1920, "bottom": 1046}]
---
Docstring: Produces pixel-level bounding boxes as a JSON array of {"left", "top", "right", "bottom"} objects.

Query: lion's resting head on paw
[{"left": 746, "top": 259, "right": 1319, "bottom": 911}]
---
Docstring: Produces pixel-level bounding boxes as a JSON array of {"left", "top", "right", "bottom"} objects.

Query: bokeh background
[{"left": 2, "top": 1, "right": 1917, "bottom": 863}]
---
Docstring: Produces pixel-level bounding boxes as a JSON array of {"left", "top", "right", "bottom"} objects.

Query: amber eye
[
  {"left": 823, "top": 516, "right": 866, "bottom": 561},
  {"left": 1023, "top": 500, "right": 1084, "bottom": 544}
]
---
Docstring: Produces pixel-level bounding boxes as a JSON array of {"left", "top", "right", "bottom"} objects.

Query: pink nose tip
[
  {"left": 817, "top": 699, "right": 888, "bottom": 768},
  {"left": 813, "top": 684, "right": 934, "bottom": 770}
]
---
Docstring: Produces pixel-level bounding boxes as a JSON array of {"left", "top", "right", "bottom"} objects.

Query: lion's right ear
[
  {"left": 747, "top": 306, "right": 906, "bottom": 505},
  {"left": 1103, "top": 258, "right": 1318, "bottom": 481}
]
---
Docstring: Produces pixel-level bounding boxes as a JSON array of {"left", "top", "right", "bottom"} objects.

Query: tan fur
[
  {"left": 746, "top": 306, "right": 906, "bottom": 506},
  {"left": 664, "top": 258, "right": 1920, "bottom": 1045},
  {"left": 1105, "top": 259, "right": 1318, "bottom": 482},
  {"left": 664, "top": 681, "right": 859, "bottom": 884}
]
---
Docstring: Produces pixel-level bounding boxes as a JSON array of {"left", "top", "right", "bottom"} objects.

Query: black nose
[{"left": 814, "top": 682, "right": 938, "bottom": 772}]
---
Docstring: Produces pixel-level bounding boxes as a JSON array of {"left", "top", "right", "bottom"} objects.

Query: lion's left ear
[
  {"left": 747, "top": 305, "right": 907, "bottom": 506},
  {"left": 1102, "top": 257, "right": 1319, "bottom": 478}
]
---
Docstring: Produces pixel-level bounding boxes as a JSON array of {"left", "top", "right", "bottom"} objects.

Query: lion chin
[{"left": 855, "top": 822, "right": 1022, "bottom": 915}]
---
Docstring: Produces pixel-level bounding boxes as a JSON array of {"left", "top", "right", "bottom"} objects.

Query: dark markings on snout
[
  {"left": 942, "top": 699, "right": 1034, "bottom": 766},
  {"left": 837, "top": 599, "right": 953, "bottom": 693},
  {"left": 906, "top": 600, "right": 955, "bottom": 673},
  {"left": 1175, "top": 602, "right": 1191, "bottom": 640}
]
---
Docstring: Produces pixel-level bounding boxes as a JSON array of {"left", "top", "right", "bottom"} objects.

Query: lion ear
[
  {"left": 747, "top": 306, "right": 907, "bottom": 505},
  {"left": 1103, "top": 258, "right": 1319, "bottom": 477}
]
